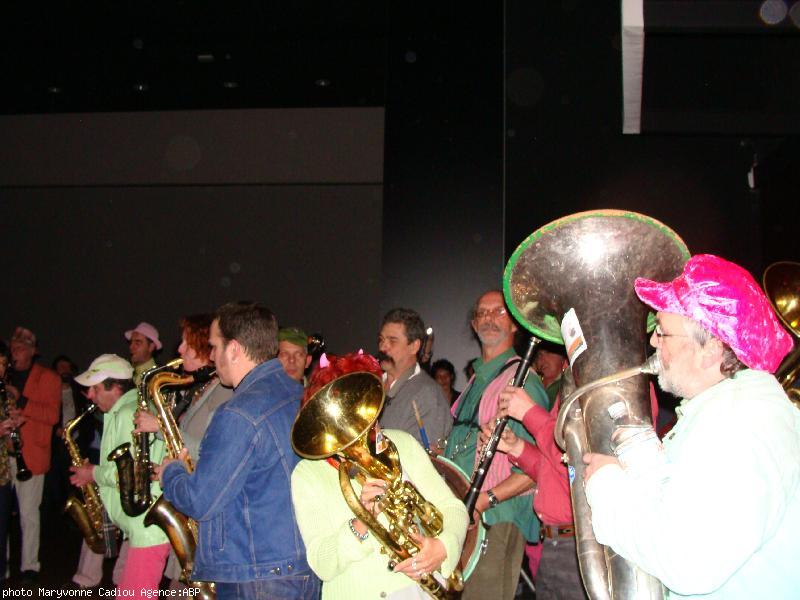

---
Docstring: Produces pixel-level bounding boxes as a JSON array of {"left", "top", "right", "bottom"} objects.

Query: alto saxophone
[
  {"left": 64, "top": 404, "right": 107, "bottom": 554},
  {"left": 141, "top": 359, "right": 216, "bottom": 600}
]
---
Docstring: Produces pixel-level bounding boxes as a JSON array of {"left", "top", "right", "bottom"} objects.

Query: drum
[{"left": 430, "top": 454, "right": 487, "bottom": 581}]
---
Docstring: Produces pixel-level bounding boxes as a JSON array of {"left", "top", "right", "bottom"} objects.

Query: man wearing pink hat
[
  {"left": 584, "top": 254, "right": 800, "bottom": 598},
  {"left": 124, "top": 322, "right": 161, "bottom": 386}
]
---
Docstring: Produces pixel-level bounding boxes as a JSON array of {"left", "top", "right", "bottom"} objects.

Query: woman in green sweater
[{"left": 290, "top": 352, "right": 468, "bottom": 599}]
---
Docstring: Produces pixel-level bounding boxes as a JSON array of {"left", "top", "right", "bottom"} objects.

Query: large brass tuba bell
[
  {"left": 291, "top": 372, "right": 462, "bottom": 599},
  {"left": 504, "top": 209, "right": 689, "bottom": 600},
  {"left": 763, "top": 261, "right": 800, "bottom": 405}
]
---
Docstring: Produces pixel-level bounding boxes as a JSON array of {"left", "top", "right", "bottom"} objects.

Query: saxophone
[
  {"left": 108, "top": 360, "right": 179, "bottom": 517},
  {"left": 141, "top": 359, "right": 216, "bottom": 600},
  {"left": 64, "top": 404, "right": 107, "bottom": 554}
]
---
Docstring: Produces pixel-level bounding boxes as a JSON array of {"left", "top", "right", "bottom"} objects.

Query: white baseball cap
[{"left": 75, "top": 354, "right": 134, "bottom": 386}]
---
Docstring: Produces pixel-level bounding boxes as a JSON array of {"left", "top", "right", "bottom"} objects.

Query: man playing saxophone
[{"left": 69, "top": 354, "right": 170, "bottom": 599}]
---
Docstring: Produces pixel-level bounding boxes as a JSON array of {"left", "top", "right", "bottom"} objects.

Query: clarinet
[
  {"left": 0, "top": 377, "right": 33, "bottom": 482},
  {"left": 463, "top": 336, "right": 539, "bottom": 522}
]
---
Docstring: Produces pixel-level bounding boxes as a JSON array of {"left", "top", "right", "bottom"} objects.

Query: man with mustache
[
  {"left": 583, "top": 254, "right": 800, "bottom": 598},
  {"left": 377, "top": 308, "right": 452, "bottom": 450},
  {"left": 443, "top": 290, "right": 549, "bottom": 600}
]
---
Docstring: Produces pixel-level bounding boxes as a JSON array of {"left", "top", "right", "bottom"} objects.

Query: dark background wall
[
  {"left": 0, "top": 108, "right": 384, "bottom": 368},
  {"left": 505, "top": 2, "right": 797, "bottom": 277}
]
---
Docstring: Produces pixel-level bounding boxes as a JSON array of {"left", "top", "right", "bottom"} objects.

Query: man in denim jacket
[{"left": 159, "top": 301, "right": 319, "bottom": 600}]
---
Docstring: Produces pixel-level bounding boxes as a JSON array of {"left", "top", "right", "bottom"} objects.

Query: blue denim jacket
[{"left": 162, "top": 359, "right": 312, "bottom": 584}]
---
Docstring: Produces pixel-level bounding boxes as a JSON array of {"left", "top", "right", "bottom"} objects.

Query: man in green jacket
[{"left": 70, "top": 353, "right": 169, "bottom": 596}]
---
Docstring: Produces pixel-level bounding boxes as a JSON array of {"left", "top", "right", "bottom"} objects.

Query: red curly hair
[
  {"left": 179, "top": 314, "right": 213, "bottom": 363},
  {"left": 302, "top": 351, "right": 383, "bottom": 407}
]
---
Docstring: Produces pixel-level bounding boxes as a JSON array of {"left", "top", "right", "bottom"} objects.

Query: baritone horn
[
  {"left": 763, "top": 261, "right": 800, "bottom": 406},
  {"left": 504, "top": 209, "right": 689, "bottom": 600},
  {"left": 291, "top": 371, "right": 463, "bottom": 600}
]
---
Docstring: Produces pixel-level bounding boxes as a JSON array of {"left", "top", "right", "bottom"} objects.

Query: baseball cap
[
  {"left": 278, "top": 327, "right": 308, "bottom": 350},
  {"left": 10, "top": 326, "right": 37, "bottom": 347},
  {"left": 74, "top": 354, "right": 134, "bottom": 386}
]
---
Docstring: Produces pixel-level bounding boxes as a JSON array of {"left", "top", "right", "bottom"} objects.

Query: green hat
[{"left": 278, "top": 327, "right": 308, "bottom": 351}]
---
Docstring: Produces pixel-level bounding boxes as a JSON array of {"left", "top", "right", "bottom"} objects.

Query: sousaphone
[{"left": 504, "top": 209, "right": 689, "bottom": 600}]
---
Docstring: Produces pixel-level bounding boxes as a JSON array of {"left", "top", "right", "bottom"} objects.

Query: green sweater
[
  {"left": 291, "top": 429, "right": 469, "bottom": 599},
  {"left": 94, "top": 388, "right": 168, "bottom": 548}
]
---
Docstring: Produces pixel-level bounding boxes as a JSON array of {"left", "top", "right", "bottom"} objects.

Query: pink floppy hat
[
  {"left": 634, "top": 254, "right": 794, "bottom": 373},
  {"left": 124, "top": 321, "right": 163, "bottom": 350}
]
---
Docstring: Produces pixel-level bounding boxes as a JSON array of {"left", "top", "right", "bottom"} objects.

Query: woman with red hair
[{"left": 134, "top": 313, "right": 233, "bottom": 589}]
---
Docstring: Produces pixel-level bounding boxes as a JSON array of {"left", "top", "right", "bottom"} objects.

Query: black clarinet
[
  {"left": 0, "top": 378, "right": 32, "bottom": 482},
  {"left": 463, "top": 336, "right": 539, "bottom": 522}
]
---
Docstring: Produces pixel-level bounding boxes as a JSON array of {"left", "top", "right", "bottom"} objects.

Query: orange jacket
[{"left": 19, "top": 363, "right": 61, "bottom": 475}]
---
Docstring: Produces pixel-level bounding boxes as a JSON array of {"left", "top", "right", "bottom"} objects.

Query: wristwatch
[{"left": 486, "top": 489, "right": 499, "bottom": 508}]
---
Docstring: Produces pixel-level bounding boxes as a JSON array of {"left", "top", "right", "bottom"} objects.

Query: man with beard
[
  {"left": 377, "top": 308, "right": 452, "bottom": 450},
  {"left": 584, "top": 254, "right": 800, "bottom": 598},
  {"left": 443, "top": 290, "right": 549, "bottom": 600}
]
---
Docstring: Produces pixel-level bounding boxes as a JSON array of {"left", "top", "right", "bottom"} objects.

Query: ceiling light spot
[
  {"left": 315, "top": 78, "right": 331, "bottom": 87},
  {"left": 133, "top": 83, "right": 149, "bottom": 92},
  {"left": 759, "top": 0, "right": 788, "bottom": 25},
  {"left": 222, "top": 81, "right": 239, "bottom": 89}
]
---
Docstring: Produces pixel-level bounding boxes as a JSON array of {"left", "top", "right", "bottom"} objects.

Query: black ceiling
[{"left": 0, "top": 2, "right": 388, "bottom": 114}]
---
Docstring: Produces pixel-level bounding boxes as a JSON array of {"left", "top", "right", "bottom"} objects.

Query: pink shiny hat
[{"left": 634, "top": 254, "right": 794, "bottom": 373}]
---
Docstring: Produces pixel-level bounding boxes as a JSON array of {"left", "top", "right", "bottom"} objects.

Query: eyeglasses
[
  {"left": 654, "top": 325, "right": 688, "bottom": 340},
  {"left": 473, "top": 307, "right": 508, "bottom": 321}
]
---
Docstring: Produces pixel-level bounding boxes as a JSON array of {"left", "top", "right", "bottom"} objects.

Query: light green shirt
[
  {"left": 587, "top": 369, "right": 800, "bottom": 598},
  {"left": 292, "top": 429, "right": 469, "bottom": 599},
  {"left": 94, "top": 388, "right": 168, "bottom": 547}
]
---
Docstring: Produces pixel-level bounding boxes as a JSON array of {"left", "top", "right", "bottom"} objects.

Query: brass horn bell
[{"left": 763, "top": 261, "right": 800, "bottom": 405}]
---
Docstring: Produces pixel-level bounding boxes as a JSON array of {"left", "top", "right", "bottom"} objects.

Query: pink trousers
[{"left": 116, "top": 543, "right": 170, "bottom": 599}]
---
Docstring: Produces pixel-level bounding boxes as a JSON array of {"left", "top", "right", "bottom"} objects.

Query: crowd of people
[{"left": 0, "top": 252, "right": 797, "bottom": 599}]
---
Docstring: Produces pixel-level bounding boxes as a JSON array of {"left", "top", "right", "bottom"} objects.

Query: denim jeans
[{"left": 216, "top": 574, "right": 320, "bottom": 600}]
